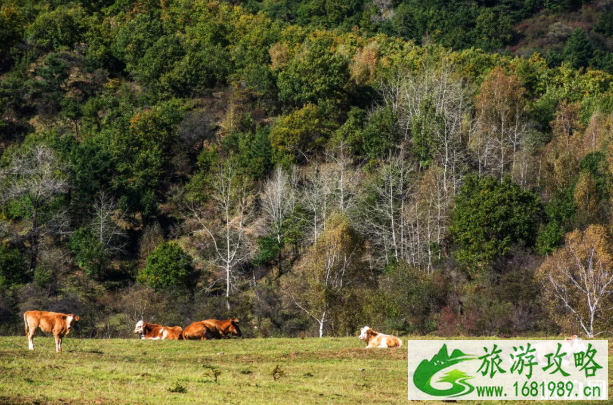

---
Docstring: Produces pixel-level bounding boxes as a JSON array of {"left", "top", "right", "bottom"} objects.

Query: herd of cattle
[
  {"left": 22, "top": 310, "right": 405, "bottom": 352},
  {"left": 21, "top": 310, "right": 586, "bottom": 357}
]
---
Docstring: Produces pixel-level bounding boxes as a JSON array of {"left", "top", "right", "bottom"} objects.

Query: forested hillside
[{"left": 2, "top": 0, "right": 613, "bottom": 339}]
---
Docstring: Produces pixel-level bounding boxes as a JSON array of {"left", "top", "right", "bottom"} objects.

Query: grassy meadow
[{"left": 0, "top": 335, "right": 610, "bottom": 404}]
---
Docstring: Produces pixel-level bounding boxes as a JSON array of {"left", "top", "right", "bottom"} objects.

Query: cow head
[
  {"left": 566, "top": 335, "right": 587, "bottom": 353},
  {"left": 359, "top": 326, "right": 372, "bottom": 342},
  {"left": 227, "top": 318, "right": 242, "bottom": 337},
  {"left": 565, "top": 335, "right": 578, "bottom": 340},
  {"left": 133, "top": 320, "right": 145, "bottom": 336},
  {"left": 66, "top": 315, "right": 80, "bottom": 331}
]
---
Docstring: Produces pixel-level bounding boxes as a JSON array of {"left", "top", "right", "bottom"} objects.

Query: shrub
[{"left": 138, "top": 242, "right": 194, "bottom": 291}]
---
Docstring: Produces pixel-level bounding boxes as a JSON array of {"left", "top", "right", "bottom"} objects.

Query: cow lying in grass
[
  {"left": 182, "top": 321, "right": 213, "bottom": 340},
  {"left": 183, "top": 319, "right": 242, "bottom": 340},
  {"left": 202, "top": 319, "right": 242, "bottom": 338},
  {"left": 24, "top": 310, "right": 80, "bottom": 352},
  {"left": 359, "top": 326, "right": 402, "bottom": 348},
  {"left": 133, "top": 321, "right": 183, "bottom": 340}
]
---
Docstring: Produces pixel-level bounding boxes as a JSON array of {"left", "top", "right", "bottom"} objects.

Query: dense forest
[{"left": 2, "top": 0, "right": 613, "bottom": 339}]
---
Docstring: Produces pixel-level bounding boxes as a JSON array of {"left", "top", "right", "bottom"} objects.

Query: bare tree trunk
[
  {"left": 29, "top": 200, "right": 38, "bottom": 272},
  {"left": 319, "top": 310, "right": 326, "bottom": 338}
]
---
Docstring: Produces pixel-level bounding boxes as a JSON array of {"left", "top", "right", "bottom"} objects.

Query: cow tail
[{"left": 23, "top": 313, "right": 29, "bottom": 336}]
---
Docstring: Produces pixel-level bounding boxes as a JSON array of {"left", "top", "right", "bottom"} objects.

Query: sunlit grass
[{"left": 0, "top": 336, "right": 610, "bottom": 404}]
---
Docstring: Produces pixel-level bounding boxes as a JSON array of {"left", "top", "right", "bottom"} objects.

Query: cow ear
[
  {"left": 75, "top": 316, "right": 80, "bottom": 321},
  {"left": 234, "top": 319, "right": 239, "bottom": 323}
]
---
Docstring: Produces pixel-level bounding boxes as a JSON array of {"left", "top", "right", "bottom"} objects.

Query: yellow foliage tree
[
  {"left": 283, "top": 212, "right": 365, "bottom": 337},
  {"left": 535, "top": 225, "right": 613, "bottom": 337},
  {"left": 574, "top": 171, "right": 599, "bottom": 225},
  {"left": 473, "top": 66, "right": 527, "bottom": 180}
]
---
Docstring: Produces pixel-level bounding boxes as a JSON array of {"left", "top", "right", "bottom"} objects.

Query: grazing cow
[
  {"left": 24, "top": 311, "right": 80, "bottom": 353},
  {"left": 133, "top": 321, "right": 183, "bottom": 340},
  {"left": 201, "top": 318, "right": 242, "bottom": 338},
  {"left": 358, "top": 326, "right": 402, "bottom": 348},
  {"left": 182, "top": 321, "right": 214, "bottom": 340},
  {"left": 533, "top": 335, "right": 587, "bottom": 366}
]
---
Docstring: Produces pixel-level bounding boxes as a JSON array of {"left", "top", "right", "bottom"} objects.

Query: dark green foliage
[
  {"left": 113, "top": 11, "right": 164, "bottom": 71},
  {"left": 535, "top": 185, "right": 577, "bottom": 253},
  {"left": 535, "top": 220, "right": 566, "bottom": 255},
  {"left": 0, "top": 246, "right": 28, "bottom": 288},
  {"left": 411, "top": 97, "right": 444, "bottom": 169},
  {"left": 564, "top": 28, "right": 594, "bottom": 70},
  {"left": 225, "top": 126, "right": 274, "bottom": 180},
  {"left": 131, "top": 34, "right": 231, "bottom": 98},
  {"left": 253, "top": 236, "right": 282, "bottom": 267},
  {"left": 138, "top": 242, "right": 194, "bottom": 291},
  {"left": 474, "top": 9, "right": 515, "bottom": 51},
  {"left": 296, "top": 0, "right": 364, "bottom": 30},
  {"left": 277, "top": 37, "right": 349, "bottom": 105},
  {"left": 78, "top": 98, "right": 186, "bottom": 217},
  {"left": 362, "top": 107, "right": 400, "bottom": 159},
  {"left": 578, "top": 152, "right": 611, "bottom": 201},
  {"left": 544, "top": 0, "right": 585, "bottom": 12},
  {"left": 333, "top": 107, "right": 367, "bottom": 156},
  {"left": 25, "top": 5, "right": 88, "bottom": 51},
  {"left": 367, "top": 263, "right": 440, "bottom": 334},
  {"left": 30, "top": 53, "right": 73, "bottom": 109},
  {"left": 544, "top": 187, "right": 577, "bottom": 225},
  {"left": 69, "top": 136, "right": 114, "bottom": 217},
  {"left": 595, "top": 9, "right": 613, "bottom": 37},
  {"left": 69, "top": 228, "right": 105, "bottom": 278},
  {"left": 450, "top": 175, "right": 544, "bottom": 268}
]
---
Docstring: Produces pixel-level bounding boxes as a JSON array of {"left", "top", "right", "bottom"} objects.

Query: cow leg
[
  {"left": 55, "top": 335, "right": 61, "bottom": 353},
  {"left": 28, "top": 331, "right": 34, "bottom": 350}
]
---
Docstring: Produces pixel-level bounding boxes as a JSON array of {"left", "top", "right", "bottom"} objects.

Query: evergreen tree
[{"left": 564, "top": 28, "right": 593, "bottom": 70}]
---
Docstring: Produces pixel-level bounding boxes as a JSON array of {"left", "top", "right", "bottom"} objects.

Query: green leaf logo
[{"left": 413, "top": 344, "right": 477, "bottom": 397}]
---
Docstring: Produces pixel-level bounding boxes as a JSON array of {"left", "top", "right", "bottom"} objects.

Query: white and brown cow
[
  {"left": 24, "top": 310, "right": 80, "bottom": 352},
  {"left": 133, "top": 320, "right": 183, "bottom": 340},
  {"left": 358, "top": 326, "right": 403, "bottom": 348}
]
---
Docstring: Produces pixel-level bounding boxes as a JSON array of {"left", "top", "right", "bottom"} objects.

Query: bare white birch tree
[
  {"left": 300, "top": 163, "right": 336, "bottom": 243},
  {"left": 356, "top": 153, "right": 414, "bottom": 267},
  {"left": 1, "top": 144, "right": 68, "bottom": 272},
  {"left": 405, "top": 166, "right": 453, "bottom": 272},
  {"left": 379, "top": 59, "right": 472, "bottom": 191},
  {"left": 261, "top": 166, "right": 295, "bottom": 245},
  {"left": 187, "top": 159, "right": 253, "bottom": 308},
  {"left": 91, "top": 191, "right": 127, "bottom": 258},
  {"left": 326, "top": 137, "right": 360, "bottom": 213}
]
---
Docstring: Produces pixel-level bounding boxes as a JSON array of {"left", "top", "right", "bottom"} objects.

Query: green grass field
[{"left": 0, "top": 336, "right": 610, "bottom": 404}]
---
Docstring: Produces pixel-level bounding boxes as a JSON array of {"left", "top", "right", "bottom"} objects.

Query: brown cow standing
[
  {"left": 201, "top": 318, "right": 242, "bottom": 339},
  {"left": 24, "top": 311, "right": 80, "bottom": 352},
  {"left": 182, "top": 321, "right": 213, "bottom": 340},
  {"left": 133, "top": 321, "right": 183, "bottom": 340}
]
